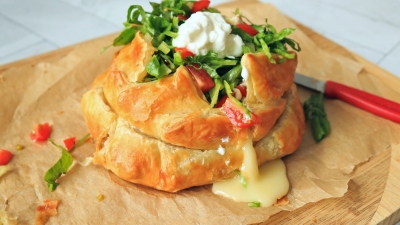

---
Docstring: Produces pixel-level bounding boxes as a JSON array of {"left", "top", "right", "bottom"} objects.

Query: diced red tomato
[
  {"left": 177, "top": 14, "right": 188, "bottom": 20},
  {"left": 0, "top": 149, "right": 13, "bottom": 165},
  {"left": 30, "top": 123, "right": 52, "bottom": 142},
  {"left": 191, "top": 0, "right": 210, "bottom": 13},
  {"left": 222, "top": 98, "right": 260, "bottom": 128},
  {"left": 63, "top": 137, "right": 76, "bottom": 151},
  {"left": 236, "top": 23, "right": 258, "bottom": 36},
  {"left": 216, "top": 85, "right": 247, "bottom": 108},
  {"left": 186, "top": 64, "right": 215, "bottom": 92},
  {"left": 174, "top": 47, "right": 195, "bottom": 60}
]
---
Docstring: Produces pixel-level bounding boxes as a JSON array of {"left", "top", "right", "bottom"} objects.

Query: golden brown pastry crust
[{"left": 81, "top": 33, "right": 305, "bottom": 192}]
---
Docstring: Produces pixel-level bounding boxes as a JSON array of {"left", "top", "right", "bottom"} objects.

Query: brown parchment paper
[{"left": 1, "top": 1, "right": 400, "bottom": 225}]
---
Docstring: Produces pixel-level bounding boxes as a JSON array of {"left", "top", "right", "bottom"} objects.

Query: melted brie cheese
[
  {"left": 239, "top": 133, "right": 259, "bottom": 180},
  {"left": 212, "top": 133, "right": 289, "bottom": 207}
]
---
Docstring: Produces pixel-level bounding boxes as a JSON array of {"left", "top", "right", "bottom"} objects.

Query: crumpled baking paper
[{"left": 1, "top": 1, "right": 400, "bottom": 224}]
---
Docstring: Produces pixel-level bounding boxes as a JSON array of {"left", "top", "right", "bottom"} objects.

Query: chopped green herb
[
  {"left": 158, "top": 41, "right": 171, "bottom": 54},
  {"left": 44, "top": 134, "right": 91, "bottom": 191},
  {"left": 209, "top": 79, "right": 223, "bottom": 108},
  {"left": 259, "top": 39, "right": 275, "bottom": 64},
  {"left": 146, "top": 55, "right": 172, "bottom": 79},
  {"left": 113, "top": 26, "right": 140, "bottom": 46},
  {"left": 234, "top": 170, "right": 247, "bottom": 188},
  {"left": 220, "top": 64, "right": 242, "bottom": 86},
  {"left": 45, "top": 140, "right": 73, "bottom": 191},
  {"left": 242, "top": 45, "right": 253, "bottom": 54},
  {"left": 223, "top": 80, "right": 252, "bottom": 118},
  {"left": 303, "top": 93, "right": 331, "bottom": 142},
  {"left": 248, "top": 201, "right": 261, "bottom": 207},
  {"left": 71, "top": 133, "right": 91, "bottom": 151}
]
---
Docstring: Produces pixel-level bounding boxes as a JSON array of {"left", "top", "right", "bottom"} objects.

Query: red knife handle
[{"left": 324, "top": 81, "right": 400, "bottom": 124}]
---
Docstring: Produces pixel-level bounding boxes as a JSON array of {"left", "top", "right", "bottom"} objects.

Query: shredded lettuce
[
  {"left": 234, "top": 170, "right": 248, "bottom": 188},
  {"left": 45, "top": 140, "right": 73, "bottom": 191},
  {"left": 248, "top": 201, "right": 261, "bottom": 207},
  {"left": 209, "top": 79, "right": 223, "bottom": 108},
  {"left": 44, "top": 134, "right": 90, "bottom": 191},
  {"left": 103, "top": 1, "right": 301, "bottom": 107},
  {"left": 146, "top": 55, "right": 172, "bottom": 79}
]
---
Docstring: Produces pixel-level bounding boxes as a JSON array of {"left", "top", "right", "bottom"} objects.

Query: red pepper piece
[
  {"left": 30, "top": 123, "right": 52, "bottom": 142},
  {"left": 191, "top": 0, "right": 210, "bottom": 13},
  {"left": 63, "top": 137, "right": 76, "bottom": 151},
  {"left": 222, "top": 98, "right": 260, "bottom": 128},
  {"left": 236, "top": 23, "right": 258, "bottom": 36},
  {"left": 0, "top": 149, "right": 13, "bottom": 165},
  {"left": 174, "top": 47, "right": 195, "bottom": 60}
]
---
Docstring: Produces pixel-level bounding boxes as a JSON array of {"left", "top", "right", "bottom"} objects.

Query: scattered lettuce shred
[
  {"left": 234, "top": 170, "right": 247, "bottom": 188},
  {"left": 248, "top": 201, "right": 261, "bottom": 208},
  {"left": 224, "top": 80, "right": 252, "bottom": 118},
  {"left": 44, "top": 134, "right": 90, "bottom": 191}
]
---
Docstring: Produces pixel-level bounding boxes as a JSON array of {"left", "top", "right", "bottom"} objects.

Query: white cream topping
[
  {"left": 241, "top": 65, "right": 249, "bottom": 81},
  {"left": 172, "top": 12, "right": 244, "bottom": 58}
]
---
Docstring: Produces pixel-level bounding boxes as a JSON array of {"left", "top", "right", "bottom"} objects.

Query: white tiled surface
[{"left": 1, "top": 0, "right": 400, "bottom": 80}]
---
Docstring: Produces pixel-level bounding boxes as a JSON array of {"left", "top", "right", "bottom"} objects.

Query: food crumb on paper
[
  {"left": 274, "top": 195, "right": 289, "bottom": 206},
  {"left": 0, "top": 210, "right": 18, "bottom": 225},
  {"left": 35, "top": 200, "right": 60, "bottom": 225},
  {"left": 15, "top": 144, "right": 24, "bottom": 151},
  {"left": 0, "top": 165, "right": 10, "bottom": 178},
  {"left": 97, "top": 194, "right": 105, "bottom": 202}
]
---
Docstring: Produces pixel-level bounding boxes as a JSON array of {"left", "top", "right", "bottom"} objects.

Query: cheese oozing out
[{"left": 212, "top": 133, "right": 289, "bottom": 207}]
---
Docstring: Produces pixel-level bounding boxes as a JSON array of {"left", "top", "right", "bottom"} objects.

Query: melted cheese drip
[{"left": 212, "top": 134, "right": 289, "bottom": 207}]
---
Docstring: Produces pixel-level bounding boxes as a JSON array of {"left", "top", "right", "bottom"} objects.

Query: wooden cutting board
[{"left": 1, "top": 7, "right": 399, "bottom": 225}]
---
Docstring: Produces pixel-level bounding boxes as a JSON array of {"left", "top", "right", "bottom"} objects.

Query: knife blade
[{"left": 294, "top": 73, "right": 400, "bottom": 124}]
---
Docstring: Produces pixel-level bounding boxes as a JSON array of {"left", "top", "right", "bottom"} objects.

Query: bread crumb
[
  {"left": 35, "top": 200, "right": 61, "bottom": 225},
  {"left": 274, "top": 195, "right": 289, "bottom": 206}
]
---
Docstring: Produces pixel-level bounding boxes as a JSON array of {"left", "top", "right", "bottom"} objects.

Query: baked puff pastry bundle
[{"left": 81, "top": 0, "right": 305, "bottom": 204}]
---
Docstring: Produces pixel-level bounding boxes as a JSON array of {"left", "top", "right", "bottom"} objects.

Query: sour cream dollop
[{"left": 172, "top": 12, "right": 244, "bottom": 58}]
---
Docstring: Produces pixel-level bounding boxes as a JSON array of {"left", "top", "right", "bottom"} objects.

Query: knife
[{"left": 294, "top": 73, "right": 400, "bottom": 124}]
